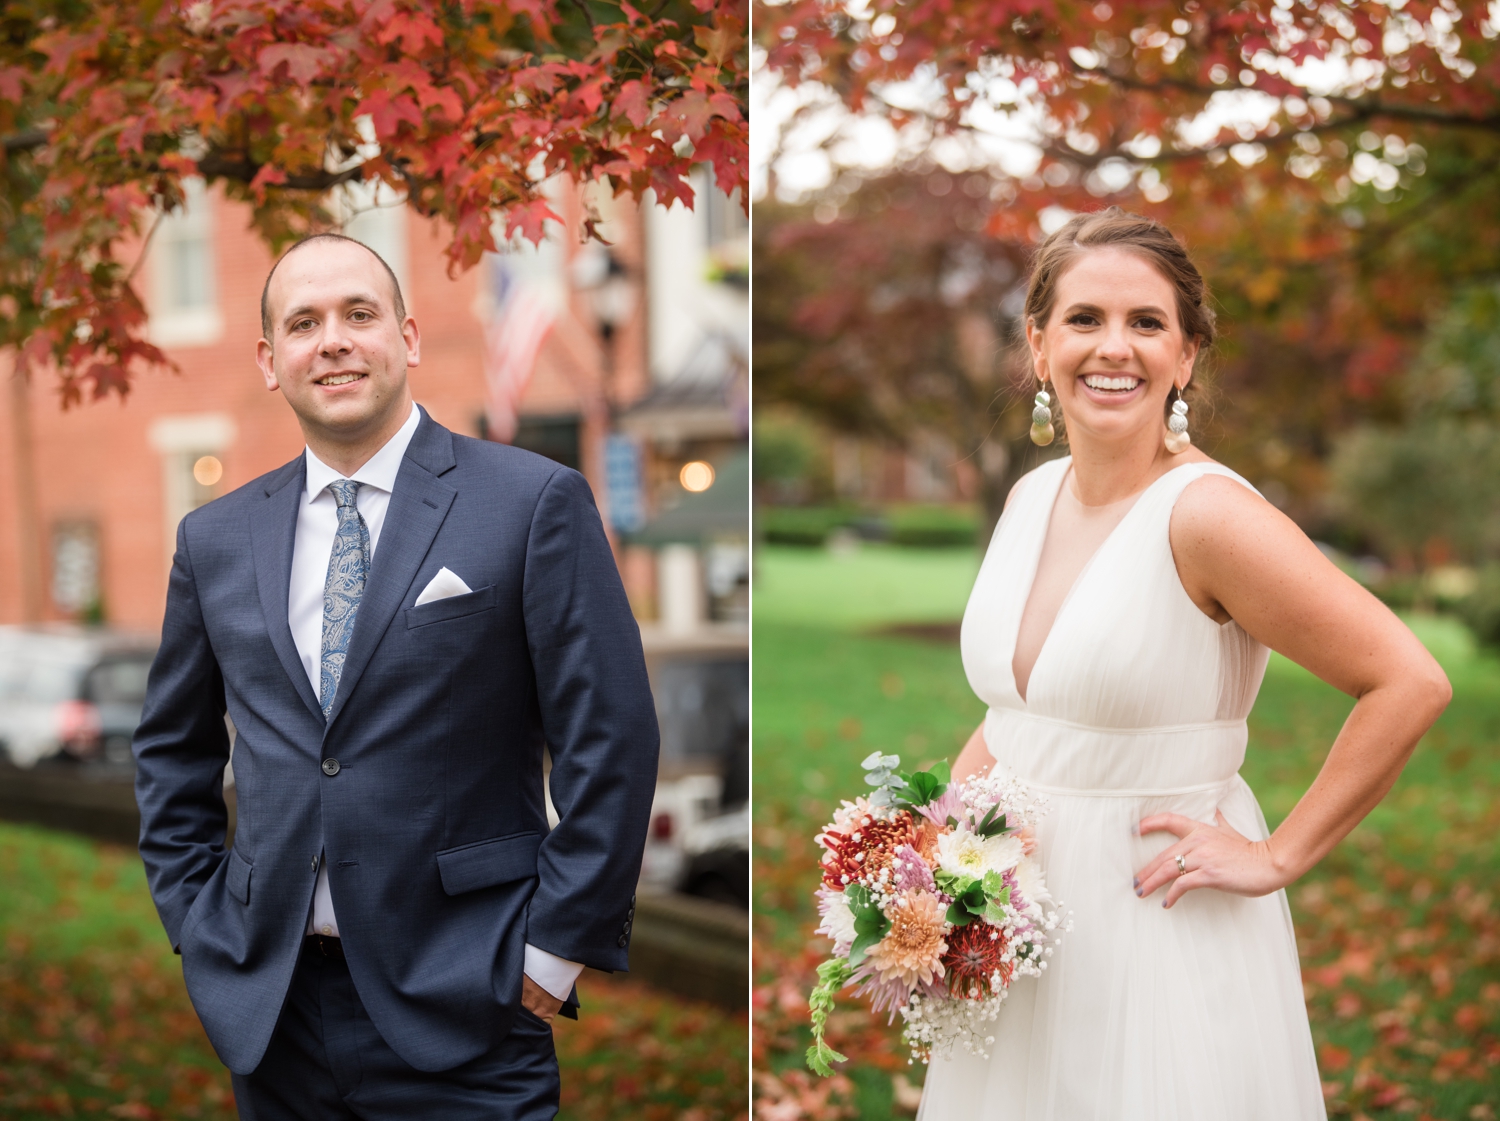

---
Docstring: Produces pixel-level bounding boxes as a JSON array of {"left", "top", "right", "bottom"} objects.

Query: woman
[{"left": 916, "top": 209, "right": 1450, "bottom": 1120}]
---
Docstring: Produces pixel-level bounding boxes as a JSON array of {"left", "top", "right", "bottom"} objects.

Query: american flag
[{"left": 482, "top": 254, "right": 556, "bottom": 444}]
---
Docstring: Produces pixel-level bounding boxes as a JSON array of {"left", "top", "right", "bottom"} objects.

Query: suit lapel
[
  {"left": 323, "top": 414, "right": 458, "bottom": 731},
  {"left": 249, "top": 457, "right": 325, "bottom": 722}
]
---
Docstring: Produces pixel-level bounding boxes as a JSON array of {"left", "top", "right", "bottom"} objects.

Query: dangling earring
[
  {"left": 1164, "top": 387, "right": 1190, "bottom": 454},
  {"left": 1030, "top": 385, "right": 1055, "bottom": 446}
]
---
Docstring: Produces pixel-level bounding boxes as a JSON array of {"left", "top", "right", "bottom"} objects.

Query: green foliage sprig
[
  {"left": 936, "top": 868, "right": 1012, "bottom": 928},
  {"left": 805, "top": 957, "right": 855, "bottom": 1076}
]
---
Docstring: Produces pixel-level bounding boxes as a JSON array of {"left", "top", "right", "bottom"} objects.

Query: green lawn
[
  {"left": 752, "top": 544, "right": 1500, "bottom": 1120},
  {"left": 0, "top": 823, "right": 748, "bottom": 1120}
]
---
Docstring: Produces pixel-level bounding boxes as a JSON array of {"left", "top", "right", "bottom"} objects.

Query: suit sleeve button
[
  {"left": 617, "top": 934, "right": 629, "bottom": 948},
  {"left": 321, "top": 758, "right": 340, "bottom": 776}
]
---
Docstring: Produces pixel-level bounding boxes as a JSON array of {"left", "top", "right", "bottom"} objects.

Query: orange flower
[
  {"left": 867, "top": 890, "right": 948, "bottom": 988},
  {"left": 911, "top": 819, "right": 940, "bottom": 859}
]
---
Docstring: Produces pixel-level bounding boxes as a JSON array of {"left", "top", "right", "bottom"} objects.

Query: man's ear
[
  {"left": 402, "top": 315, "right": 421, "bottom": 368},
  {"left": 256, "top": 338, "right": 280, "bottom": 392}
]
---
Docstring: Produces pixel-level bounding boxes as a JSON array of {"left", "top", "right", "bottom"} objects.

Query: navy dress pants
[{"left": 231, "top": 939, "right": 560, "bottom": 1121}]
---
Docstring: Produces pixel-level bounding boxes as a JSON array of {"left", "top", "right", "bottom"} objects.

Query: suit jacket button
[
  {"left": 622, "top": 920, "right": 632, "bottom": 936},
  {"left": 321, "top": 758, "right": 340, "bottom": 776},
  {"left": 617, "top": 933, "right": 629, "bottom": 948}
]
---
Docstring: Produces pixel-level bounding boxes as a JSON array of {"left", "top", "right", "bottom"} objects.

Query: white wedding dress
[{"left": 917, "top": 457, "right": 1326, "bottom": 1120}]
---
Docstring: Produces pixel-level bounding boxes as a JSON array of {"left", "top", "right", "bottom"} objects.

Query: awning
[{"left": 628, "top": 448, "right": 748, "bottom": 546}]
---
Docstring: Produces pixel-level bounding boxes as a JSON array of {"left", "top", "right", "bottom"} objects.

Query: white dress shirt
[{"left": 290, "top": 402, "right": 583, "bottom": 1002}]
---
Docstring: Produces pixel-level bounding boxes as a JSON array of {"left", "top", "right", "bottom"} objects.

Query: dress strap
[{"left": 1151, "top": 461, "right": 1261, "bottom": 505}]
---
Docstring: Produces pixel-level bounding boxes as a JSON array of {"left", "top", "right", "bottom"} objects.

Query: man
[{"left": 133, "top": 233, "right": 659, "bottom": 1119}]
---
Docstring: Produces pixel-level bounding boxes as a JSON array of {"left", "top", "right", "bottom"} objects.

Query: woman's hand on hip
[{"left": 1133, "top": 809, "right": 1286, "bottom": 908}]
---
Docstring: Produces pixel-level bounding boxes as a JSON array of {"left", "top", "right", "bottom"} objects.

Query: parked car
[
  {"left": 541, "top": 625, "right": 749, "bottom": 908},
  {"left": 640, "top": 626, "right": 748, "bottom": 908},
  {"left": 0, "top": 626, "right": 157, "bottom": 771}
]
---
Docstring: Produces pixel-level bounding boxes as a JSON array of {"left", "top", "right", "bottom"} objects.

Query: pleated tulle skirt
[{"left": 916, "top": 711, "right": 1326, "bottom": 1121}]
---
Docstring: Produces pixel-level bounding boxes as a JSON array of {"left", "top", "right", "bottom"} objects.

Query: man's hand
[{"left": 521, "top": 973, "right": 565, "bottom": 1025}]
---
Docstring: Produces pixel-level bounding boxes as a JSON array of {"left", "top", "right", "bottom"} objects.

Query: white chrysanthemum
[
  {"left": 936, "top": 827, "right": 1024, "bottom": 880},
  {"left": 830, "top": 797, "right": 874, "bottom": 833},
  {"left": 817, "top": 890, "right": 857, "bottom": 949},
  {"left": 1012, "top": 855, "right": 1051, "bottom": 916}
]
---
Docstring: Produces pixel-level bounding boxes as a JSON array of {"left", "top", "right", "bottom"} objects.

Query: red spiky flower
[{"left": 942, "top": 921, "right": 1014, "bottom": 999}]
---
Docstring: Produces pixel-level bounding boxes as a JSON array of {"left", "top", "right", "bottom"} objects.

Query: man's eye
[
  {"left": 350, "top": 310, "right": 372, "bottom": 321},
  {"left": 292, "top": 319, "right": 314, "bottom": 331}
]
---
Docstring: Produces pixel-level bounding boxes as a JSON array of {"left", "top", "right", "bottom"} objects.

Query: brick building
[{"left": 0, "top": 174, "right": 748, "bottom": 633}]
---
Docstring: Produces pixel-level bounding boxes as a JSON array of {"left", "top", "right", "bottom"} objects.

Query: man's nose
[{"left": 319, "top": 319, "right": 353, "bottom": 356}]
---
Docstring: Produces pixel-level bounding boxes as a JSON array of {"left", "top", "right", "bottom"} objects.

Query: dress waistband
[{"left": 982, "top": 707, "right": 1247, "bottom": 798}]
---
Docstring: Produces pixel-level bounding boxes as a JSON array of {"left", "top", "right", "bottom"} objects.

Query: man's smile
[{"left": 316, "top": 372, "right": 366, "bottom": 386}]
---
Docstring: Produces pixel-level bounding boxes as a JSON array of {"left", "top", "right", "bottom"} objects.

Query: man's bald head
[{"left": 260, "top": 232, "right": 405, "bottom": 340}]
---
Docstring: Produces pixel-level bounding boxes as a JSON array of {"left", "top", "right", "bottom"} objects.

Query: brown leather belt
[{"left": 306, "top": 934, "right": 344, "bottom": 959}]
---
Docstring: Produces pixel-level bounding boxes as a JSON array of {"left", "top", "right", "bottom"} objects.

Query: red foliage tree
[
  {"left": 756, "top": 2, "right": 1500, "bottom": 521},
  {"left": 0, "top": 0, "right": 747, "bottom": 404}
]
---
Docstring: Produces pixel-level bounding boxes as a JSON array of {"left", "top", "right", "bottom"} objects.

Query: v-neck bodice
[
  {"left": 961, "top": 456, "right": 1269, "bottom": 731},
  {"left": 1011, "top": 467, "right": 1147, "bottom": 702}
]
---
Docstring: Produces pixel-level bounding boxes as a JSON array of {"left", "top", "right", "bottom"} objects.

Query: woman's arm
[
  {"left": 1134, "top": 475, "right": 1452, "bottom": 907},
  {"left": 951, "top": 721, "right": 991, "bottom": 783}
]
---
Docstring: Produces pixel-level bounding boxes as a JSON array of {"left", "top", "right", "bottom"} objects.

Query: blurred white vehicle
[{"left": 0, "top": 626, "right": 157, "bottom": 770}]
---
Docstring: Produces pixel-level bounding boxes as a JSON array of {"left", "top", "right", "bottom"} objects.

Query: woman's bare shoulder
[
  {"left": 1164, "top": 468, "right": 1344, "bottom": 630},
  {"left": 1171, "top": 469, "right": 1305, "bottom": 555}
]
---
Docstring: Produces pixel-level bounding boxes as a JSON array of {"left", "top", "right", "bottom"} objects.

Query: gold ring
[{"left": 1175, "top": 854, "right": 1187, "bottom": 877}]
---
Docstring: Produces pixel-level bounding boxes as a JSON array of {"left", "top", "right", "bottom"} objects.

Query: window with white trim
[{"left": 149, "top": 178, "right": 223, "bottom": 347}]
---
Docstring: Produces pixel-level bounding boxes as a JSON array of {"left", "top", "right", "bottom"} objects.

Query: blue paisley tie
[{"left": 320, "top": 479, "right": 370, "bottom": 719}]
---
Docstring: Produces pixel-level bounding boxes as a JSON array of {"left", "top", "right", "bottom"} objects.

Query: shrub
[
  {"left": 886, "top": 504, "right": 979, "bottom": 548},
  {"left": 757, "top": 506, "right": 857, "bottom": 547},
  {"left": 1458, "top": 564, "right": 1500, "bottom": 649}
]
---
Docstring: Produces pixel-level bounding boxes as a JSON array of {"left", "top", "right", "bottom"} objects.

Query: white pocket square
[{"left": 414, "top": 567, "right": 473, "bottom": 607}]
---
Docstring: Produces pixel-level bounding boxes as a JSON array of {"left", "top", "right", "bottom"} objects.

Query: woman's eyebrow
[{"left": 1061, "top": 302, "right": 1171, "bottom": 319}]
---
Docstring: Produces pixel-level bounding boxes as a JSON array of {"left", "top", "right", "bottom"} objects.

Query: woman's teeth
[{"left": 1082, "top": 375, "right": 1141, "bottom": 392}]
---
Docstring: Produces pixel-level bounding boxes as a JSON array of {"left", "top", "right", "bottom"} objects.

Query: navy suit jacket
[{"left": 133, "top": 411, "right": 659, "bottom": 1075}]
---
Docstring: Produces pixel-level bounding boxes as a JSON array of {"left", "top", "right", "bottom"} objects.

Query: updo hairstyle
[{"left": 1023, "top": 207, "right": 1217, "bottom": 369}]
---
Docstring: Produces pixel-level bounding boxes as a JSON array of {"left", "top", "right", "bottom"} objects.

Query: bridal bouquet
[{"left": 805, "top": 753, "right": 1067, "bottom": 1071}]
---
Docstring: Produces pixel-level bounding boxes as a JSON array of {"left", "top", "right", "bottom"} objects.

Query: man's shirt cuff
[{"left": 524, "top": 943, "right": 585, "bottom": 1002}]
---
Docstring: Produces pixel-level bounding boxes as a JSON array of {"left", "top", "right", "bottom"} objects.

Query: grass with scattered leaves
[
  {"left": 753, "top": 545, "right": 1500, "bottom": 1121},
  {"left": 0, "top": 822, "right": 747, "bottom": 1120}
]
